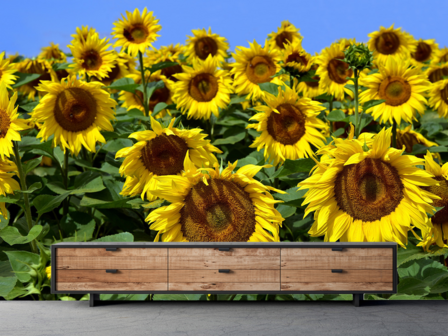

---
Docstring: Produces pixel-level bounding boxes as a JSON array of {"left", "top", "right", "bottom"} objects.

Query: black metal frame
[{"left": 51, "top": 242, "right": 397, "bottom": 307}]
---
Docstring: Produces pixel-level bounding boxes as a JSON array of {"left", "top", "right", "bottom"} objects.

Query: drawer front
[
  {"left": 57, "top": 248, "right": 167, "bottom": 257},
  {"left": 169, "top": 248, "right": 280, "bottom": 270},
  {"left": 56, "top": 256, "right": 167, "bottom": 270},
  {"left": 281, "top": 282, "right": 393, "bottom": 291},
  {"left": 281, "top": 270, "right": 393, "bottom": 283},
  {"left": 169, "top": 283, "right": 280, "bottom": 291},
  {"left": 57, "top": 270, "right": 167, "bottom": 283},
  {"left": 169, "top": 270, "right": 280, "bottom": 283},
  {"left": 57, "top": 282, "right": 168, "bottom": 291}
]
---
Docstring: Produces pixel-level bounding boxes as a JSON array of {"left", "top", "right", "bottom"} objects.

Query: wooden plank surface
[
  {"left": 281, "top": 248, "right": 392, "bottom": 257},
  {"left": 56, "top": 282, "right": 167, "bottom": 291},
  {"left": 281, "top": 282, "right": 393, "bottom": 291},
  {"left": 56, "top": 257, "right": 167, "bottom": 270},
  {"left": 169, "top": 270, "right": 279, "bottom": 283},
  {"left": 56, "top": 270, "right": 167, "bottom": 283},
  {"left": 281, "top": 270, "right": 393, "bottom": 283},
  {"left": 169, "top": 256, "right": 280, "bottom": 270},
  {"left": 57, "top": 248, "right": 167, "bottom": 257},
  {"left": 169, "top": 248, "right": 280, "bottom": 257},
  {"left": 281, "top": 257, "right": 392, "bottom": 270},
  {"left": 168, "top": 283, "right": 280, "bottom": 291}
]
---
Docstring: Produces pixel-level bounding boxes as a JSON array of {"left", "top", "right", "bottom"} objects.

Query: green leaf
[
  {"left": 229, "top": 95, "right": 248, "bottom": 105},
  {"left": 153, "top": 294, "right": 205, "bottom": 301},
  {"left": 0, "top": 277, "right": 17, "bottom": 298},
  {"left": 332, "top": 128, "right": 345, "bottom": 137},
  {"left": 52, "top": 62, "right": 71, "bottom": 71},
  {"left": 0, "top": 225, "right": 42, "bottom": 246},
  {"left": 15, "top": 182, "right": 42, "bottom": 194},
  {"left": 277, "top": 204, "right": 296, "bottom": 218},
  {"left": 102, "top": 139, "right": 133, "bottom": 153},
  {"left": 235, "top": 157, "right": 258, "bottom": 168},
  {"left": 137, "top": 80, "right": 164, "bottom": 101},
  {"left": 314, "top": 93, "right": 333, "bottom": 102},
  {"left": 91, "top": 232, "right": 134, "bottom": 242},
  {"left": 346, "top": 113, "right": 373, "bottom": 133},
  {"left": 32, "top": 192, "right": 71, "bottom": 216},
  {"left": 258, "top": 83, "right": 280, "bottom": 95},
  {"left": 105, "top": 77, "right": 139, "bottom": 93},
  {"left": 327, "top": 110, "right": 346, "bottom": 122},
  {"left": 0, "top": 194, "right": 21, "bottom": 204},
  {"left": 79, "top": 196, "right": 131, "bottom": 209},
  {"left": 29, "top": 140, "right": 56, "bottom": 161},
  {"left": 5, "top": 251, "right": 39, "bottom": 283},
  {"left": 0, "top": 210, "right": 10, "bottom": 229},
  {"left": 146, "top": 61, "right": 179, "bottom": 73},
  {"left": 11, "top": 73, "right": 41, "bottom": 89},
  {"left": 213, "top": 131, "right": 245, "bottom": 145},
  {"left": 19, "top": 102, "right": 39, "bottom": 113},
  {"left": 421, "top": 122, "right": 443, "bottom": 138},
  {"left": 127, "top": 108, "right": 146, "bottom": 120},
  {"left": 411, "top": 144, "right": 448, "bottom": 155},
  {"left": 72, "top": 172, "right": 105, "bottom": 195},
  {"left": 277, "top": 158, "right": 315, "bottom": 177},
  {"left": 397, "top": 278, "right": 430, "bottom": 296},
  {"left": 153, "top": 102, "right": 168, "bottom": 116},
  {"left": 362, "top": 99, "right": 385, "bottom": 112},
  {"left": 23, "top": 157, "right": 42, "bottom": 175},
  {"left": 273, "top": 187, "right": 306, "bottom": 207}
]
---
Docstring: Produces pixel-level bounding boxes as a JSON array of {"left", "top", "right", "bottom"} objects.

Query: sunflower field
[{"left": 1, "top": 8, "right": 448, "bottom": 302}]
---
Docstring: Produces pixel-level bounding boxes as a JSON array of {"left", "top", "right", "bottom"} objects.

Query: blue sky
[{"left": 2, "top": 0, "right": 448, "bottom": 57}]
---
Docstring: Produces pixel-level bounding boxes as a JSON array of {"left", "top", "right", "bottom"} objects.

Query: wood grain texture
[
  {"left": 281, "top": 270, "right": 393, "bottom": 283},
  {"left": 169, "top": 270, "right": 280, "bottom": 283},
  {"left": 281, "top": 282, "right": 393, "bottom": 291},
  {"left": 56, "top": 270, "right": 167, "bottom": 283},
  {"left": 169, "top": 256, "right": 280, "bottom": 270},
  {"left": 281, "top": 248, "right": 392, "bottom": 257},
  {"left": 169, "top": 248, "right": 280, "bottom": 257},
  {"left": 281, "top": 257, "right": 392, "bottom": 270},
  {"left": 56, "top": 282, "right": 168, "bottom": 291},
  {"left": 168, "top": 282, "right": 280, "bottom": 291},
  {"left": 56, "top": 257, "right": 167, "bottom": 270},
  {"left": 57, "top": 248, "right": 167, "bottom": 257}
]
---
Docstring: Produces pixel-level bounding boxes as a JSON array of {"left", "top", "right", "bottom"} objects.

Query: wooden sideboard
[{"left": 51, "top": 242, "right": 397, "bottom": 307}]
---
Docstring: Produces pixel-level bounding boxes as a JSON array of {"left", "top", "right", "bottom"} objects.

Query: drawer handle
[
  {"left": 106, "top": 269, "right": 118, "bottom": 273},
  {"left": 332, "top": 248, "right": 343, "bottom": 252},
  {"left": 219, "top": 269, "right": 231, "bottom": 273},
  {"left": 219, "top": 248, "right": 231, "bottom": 251},
  {"left": 106, "top": 248, "right": 118, "bottom": 251},
  {"left": 331, "top": 269, "right": 343, "bottom": 273}
]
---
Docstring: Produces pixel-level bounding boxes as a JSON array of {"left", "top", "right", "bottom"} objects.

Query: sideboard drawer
[
  {"left": 281, "top": 248, "right": 392, "bottom": 270},
  {"left": 281, "top": 269, "right": 393, "bottom": 283},
  {"left": 169, "top": 283, "right": 280, "bottom": 291},
  {"left": 169, "top": 270, "right": 280, "bottom": 283},
  {"left": 169, "top": 248, "right": 280, "bottom": 270}
]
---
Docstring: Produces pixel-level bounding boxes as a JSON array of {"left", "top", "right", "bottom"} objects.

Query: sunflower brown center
[
  {"left": 0, "top": 109, "right": 11, "bottom": 139},
  {"left": 286, "top": 52, "right": 308, "bottom": 66},
  {"left": 246, "top": 55, "right": 276, "bottom": 84},
  {"left": 189, "top": 73, "right": 219, "bottom": 102},
  {"left": 334, "top": 158, "right": 404, "bottom": 222},
  {"left": 375, "top": 32, "right": 400, "bottom": 55},
  {"left": 82, "top": 50, "right": 102, "bottom": 70},
  {"left": 123, "top": 24, "right": 149, "bottom": 43},
  {"left": 54, "top": 88, "right": 98, "bottom": 132},
  {"left": 180, "top": 179, "right": 256, "bottom": 242},
  {"left": 267, "top": 103, "right": 306, "bottom": 145},
  {"left": 396, "top": 130, "right": 419, "bottom": 152},
  {"left": 379, "top": 76, "right": 411, "bottom": 106},
  {"left": 149, "top": 86, "right": 170, "bottom": 111},
  {"left": 441, "top": 84, "right": 448, "bottom": 105},
  {"left": 194, "top": 37, "right": 218, "bottom": 60},
  {"left": 275, "top": 31, "right": 293, "bottom": 49},
  {"left": 412, "top": 42, "right": 432, "bottom": 62},
  {"left": 328, "top": 57, "right": 352, "bottom": 84},
  {"left": 162, "top": 64, "right": 183, "bottom": 82},
  {"left": 305, "top": 65, "right": 320, "bottom": 88},
  {"left": 440, "top": 52, "right": 448, "bottom": 63},
  {"left": 141, "top": 134, "right": 188, "bottom": 175}
]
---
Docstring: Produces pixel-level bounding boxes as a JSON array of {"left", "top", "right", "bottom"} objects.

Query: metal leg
[
  {"left": 90, "top": 294, "right": 100, "bottom": 307},
  {"left": 353, "top": 294, "right": 363, "bottom": 307}
]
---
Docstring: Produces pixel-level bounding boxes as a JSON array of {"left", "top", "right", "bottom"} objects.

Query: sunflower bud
[{"left": 343, "top": 43, "right": 373, "bottom": 72}]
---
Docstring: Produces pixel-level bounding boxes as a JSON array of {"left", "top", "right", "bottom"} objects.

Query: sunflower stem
[
  {"left": 138, "top": 51, "right": 149, "bottom": 117},
  {"left": 328, "top": 97, "right": 334, "bottom": 134},
  {"left": 353, "top": 69, "right": 360, "bottom": 138},
  {"left": 12, "top": 141, "right": 38, "bottom": 254},
  {"left": 392, "top": 120, "right": 397, "bottom": 148},
  {"left": 62, "top": 151, "right": 70, "bottom": 218}
]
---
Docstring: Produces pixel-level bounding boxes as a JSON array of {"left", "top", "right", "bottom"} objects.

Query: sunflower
[
  {"left": 45, "top": 266, "right": 51, "bottom": 280},
  {"left": 432, "top": 47, "right": 448, "bottom": 65},
  {"left": 417, "top": 152, "right": 448, "bottom": 251},
  {"left": 38, "top": 42, "right": 67, "bottom": 63},
  {"left": 425, "top": 63, "right": 448, "bottom": 84},
  {"left": 231, "top": 40, "right": 283, "bottom": 101},
  {"left": 282, "top": 41, "right": 313, "bottom": 73},
  {"left": 70, "top": 26, "right": 98, "bottom": 45},
  {"left": 112, "top": 8, "right": 161, "bottom": 57},
  {"left": 247, "top": 85, "right": 327, "bottom": 166},
  {"left": 359, "top": 57, "right": 430, "bottom": 125},
  {"left": 118, "top": 52, "right": 139, "bottom": 75},
  {"left": 146, "top": 156, "right": 285, "bottom": 242},
  {"left": 268, "top": 21, "right": 302, "bottom": 52},
  {"left": 0, "top": 83, "right": 29, "bottom": 159},
  {"left": 119, "top": 71, "right": 172, "bottom": 117},
  {"left": 296, "top": 64, "right": 323, "bottom": 98},
  {"left": 298, "top": 127, "right": 439, "bottom": 246},
  {"left": 184, "top": 28, "right": 229, "bottom": 65},
  {"left": 32, "top": 76, "right": 116, "bottom": 156},
  {"left": 15, "top": 59, "right": 57, "bottom": 100},
  {"left": 116, "top": 116, "right": 221, "bottom": 201},
  {"left": 90, "top": 51, "right": 129, "bottom": 87},
  {"left": 0, "top": 52, "right": 18, "bottom": 89},
  {"left": 367, "top": 24, "right": 416, "bottom": 64},
  {"left": 410, "top": 39, "right": 438, "bottom": 66},
  {"left": 69, "top": 34, "right": 117, "bottom": 80},
  {"left": 0, "top": 158, "right": 20, "bottom": 221},
  {"left": 146, "top": 44, "right": 185, "bottom": 82},
  {"left": 172, "top": 55, "right": 232, "bottom": 120},
  {"left": 396, "top": 125, "right": 438, "bottom": 152},
  {"left": 428, "top": 79, "right": 448, "bottom": 118},
  {"left": 315, "top": 41, "right": 354, "bottom": 101}
]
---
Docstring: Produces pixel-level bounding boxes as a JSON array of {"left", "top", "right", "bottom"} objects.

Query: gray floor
[{"left": 1, "top": 300, "right": 447, "bottom": 336}]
